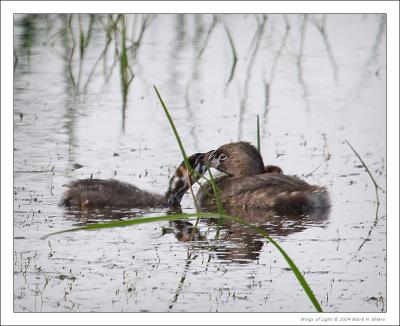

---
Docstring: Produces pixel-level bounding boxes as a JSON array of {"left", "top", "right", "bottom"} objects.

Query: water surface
[{"left": 13, "top": 14, "right": 386, "bottom": 312}]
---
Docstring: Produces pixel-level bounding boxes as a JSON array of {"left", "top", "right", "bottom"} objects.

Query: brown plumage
[
  {"left": 59, "top": 179, "right": 166, "bottom": 209},
  {"left": 264, "top": 165, "right": 283, "bottom": 174},
  {"left": 205, "top": 142, "right": 265, "bottom": 177},
  {"left": 59, "top": 153, "right": 207, "bottom": 209},
  {"left": 200, "top": 142, "right": 330, "bottom": 214}
]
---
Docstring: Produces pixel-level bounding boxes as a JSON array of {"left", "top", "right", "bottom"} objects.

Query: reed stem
[
  {"left": 256, "top": 114, "right": 261, "bottom": 152},
  {"left": 345, "top": 140, "right": 385, "bottom": 206}
]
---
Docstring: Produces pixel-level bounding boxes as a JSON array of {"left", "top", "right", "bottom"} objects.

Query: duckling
[
  {"left": 59, "top": 153, "right": 207, "bottom": 209},
  {"left": 198, "top": 142, "right": 330, "bottom": 214}
]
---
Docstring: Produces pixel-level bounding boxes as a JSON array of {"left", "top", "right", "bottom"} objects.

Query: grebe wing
[{"left": 221, "top": 174, "right": 317, "bottom": 196}]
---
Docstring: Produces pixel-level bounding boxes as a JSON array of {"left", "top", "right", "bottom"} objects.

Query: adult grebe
[{"left": 198, "top": 142, "right": 330, "bottom": 214}]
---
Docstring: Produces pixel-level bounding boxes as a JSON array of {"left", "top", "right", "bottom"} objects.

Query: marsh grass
[
  {"left": 206, "top": 166, "right": 225, "bottom": 239},
  {"left": 76, "top": 14, "right": 95, "bottom": 92},
  {"left": 50, "top": 14, "right": 137, "bottom": 101},
  {"left": 344, "top": 139, "right": 385, "bottom": 263},
  {"left": 256, "top": 114, "right": 261, "bottom": 152},
  {"left": 197, "top": 14, "right": 218, "bottom": 60},
  {"left": 153, "top": 86, "right": 191, "bottom": 178},
  {"left": 18, "top": 15, "right": 36, "bottom": 68},
  {"left": 120, "top": 16, "right": 134, "bottom": 109},
  {"left": 46, "top": 86, "right": 323, "bottom": 312},
  {"left": 154, "top": 84, "right": 203, "bottom": 246},
  {"left": 45, "top": 212, "right": 323, "bottom": 312},
  {"left": 222, "top": 21, "right": 238, "bottom": 86},
  {"left": 345, "top": 139, "right": 385, "bottom": 204}
]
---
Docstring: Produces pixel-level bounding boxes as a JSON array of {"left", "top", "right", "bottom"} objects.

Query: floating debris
[{"left": 72, "top": 163, "right": 84, "bottom": 170}]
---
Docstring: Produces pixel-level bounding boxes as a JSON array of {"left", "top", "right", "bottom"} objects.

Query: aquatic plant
[
  {"left": 44, "top": 212, "right": 322, "bottom": 312},
  {"left": 256, "top": 114, "right": 260, "bottom": 152},
  {"left": 46, "top": 86, "right": 323, "bottom": 312}
]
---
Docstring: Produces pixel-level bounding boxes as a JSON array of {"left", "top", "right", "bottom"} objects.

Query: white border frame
[{"left": 1, "top": 1, "right": 399, "bottom": 325}]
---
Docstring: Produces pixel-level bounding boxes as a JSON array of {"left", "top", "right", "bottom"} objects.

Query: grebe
[
  {"left": 198, "top": 142, "right": 330, "bottom": 214},
  {"left": 59, "top": 153, "right": 207, "bottom": 209}
]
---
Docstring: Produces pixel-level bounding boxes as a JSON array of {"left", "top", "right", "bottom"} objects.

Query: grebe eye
[{"left": 218, "top": 153, "right": 227, "bottom": 161}]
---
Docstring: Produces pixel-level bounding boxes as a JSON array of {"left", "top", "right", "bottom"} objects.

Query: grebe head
[
  {"left": 165, "top": 152, "right": 208, "bottom": 207},
  {"left": 206, "top": 142, "right": 265, "bottom": 177}
]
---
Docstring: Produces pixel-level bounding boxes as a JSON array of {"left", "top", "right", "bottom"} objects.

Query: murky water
[{"left": 13, "top": 14, "right": 386, "bottom": 312}]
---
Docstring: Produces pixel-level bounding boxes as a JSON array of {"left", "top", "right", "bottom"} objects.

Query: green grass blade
[
  {"left": 153, "top": 85, "right": 204, "bottom": 210},
  {"left": 152, "top": 86, "right": 321, "bottom": 310},
  {"left": 206, "top": 167, "right": 224, "bottom": 239},
  {"left": 236, "top": 221, "right": 323, "bottom": 312},
  {"left": 222, "top": 214, "right": 322, "bottom": 312},
  {"left": 44, "top": 211, "right": 322, "bottom": 311},
  {"left": 153, "top": 85, "right": 191, "bottom": 173},
  {"left": 154, "top": 85, "right": 202, "bottom": 214},
  {"left": 42, "top": 213, "right": 199, "bottom": 239},
  {"left": 256, "top": 114, "right": 260, "bottom": 152},
  {"left": 345, "top": 140, "right": 385, "bottom": 193},
  {"left": 79, "top": 31, "right": 84, "bottom": 59},
  {"left": 206, "top": 168, "right": 224, "bottom": 216}
]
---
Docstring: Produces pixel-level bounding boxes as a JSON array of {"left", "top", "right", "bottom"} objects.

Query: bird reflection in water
[
  {"left": 165, "top": 141, "right": 331, "bottom": 264},
  {"left": 161, "top": 206, "right": 330, "bottom": 264},
  {"left": 61, "top": 141, "right": 330, "bottom": 265}
]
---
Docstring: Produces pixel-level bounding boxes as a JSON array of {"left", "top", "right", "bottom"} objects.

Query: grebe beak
[
  {"left": 165, "top": 152, "right": 208, "bottom": 207},
  {"left": 215, "top": 168, "right": 234, "bottom": 177}
]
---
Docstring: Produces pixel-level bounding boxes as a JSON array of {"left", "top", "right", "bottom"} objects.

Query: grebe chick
[
  {"left": 200, "top": 142, "right": 329, "bottom": 213},
  {"left": 59, "top": 153, "right": 207, "bottom": 209}
]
